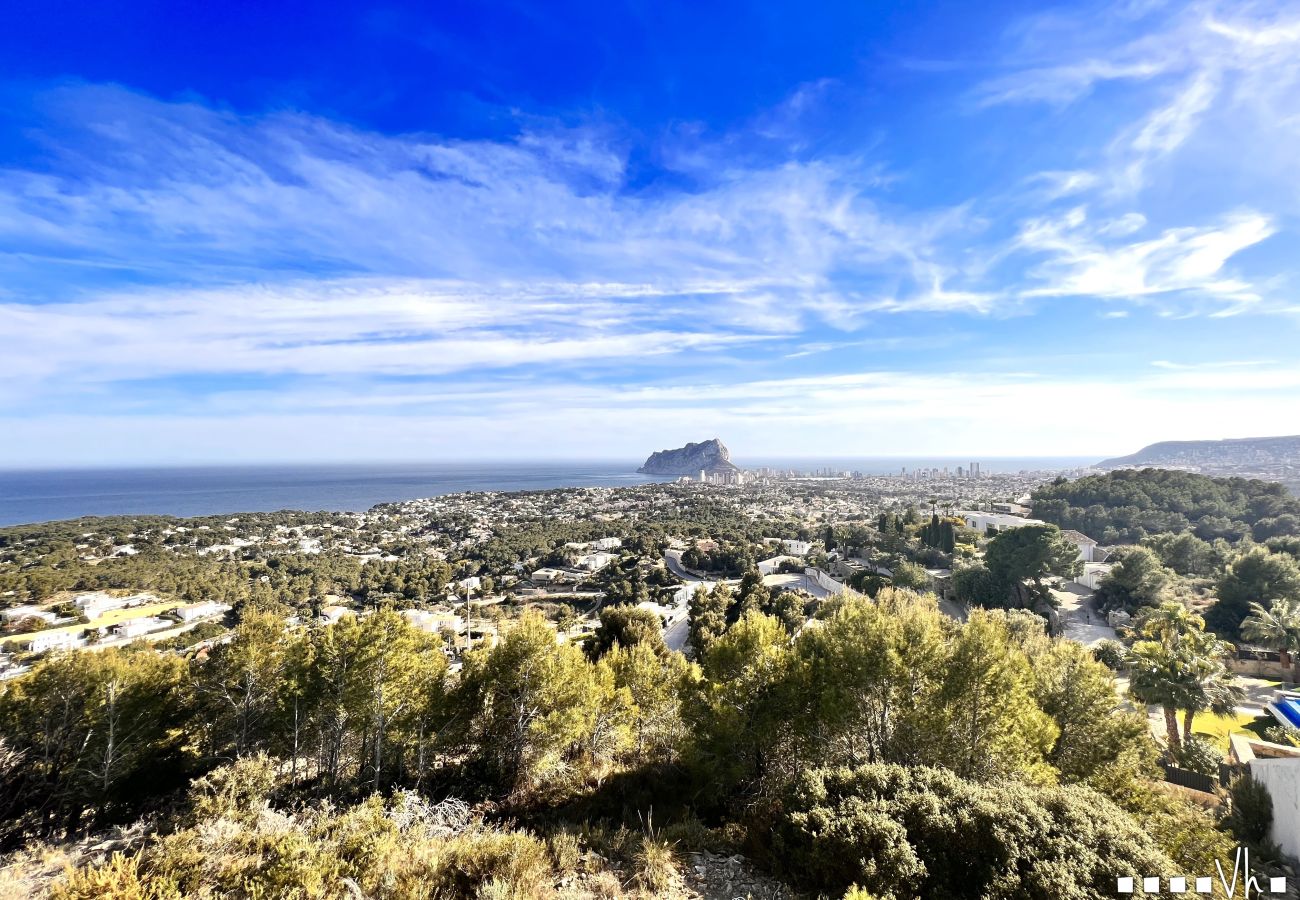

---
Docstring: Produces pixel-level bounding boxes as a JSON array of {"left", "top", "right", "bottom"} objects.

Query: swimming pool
[{"left": 1274, "top": 695, "right": 1300, "bottom": 729}]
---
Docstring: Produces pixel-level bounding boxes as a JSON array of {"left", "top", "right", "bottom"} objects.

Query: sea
[{"left": 0, "top": 457, "right": 1097, "bottom": 528}]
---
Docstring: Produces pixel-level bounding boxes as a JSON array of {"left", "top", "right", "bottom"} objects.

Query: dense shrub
[
  {"left": 1225, "top": 775, "right": 1274, "bottom": 848},
  {"left": 1092, "top": 639, "right": 1127, "bottom": 671},
  {"left": 774, "top": 764, "right": 1176, "bottom": 900},
  {"left": 52, "top": 789, "right": 556, "bottom": 900}
]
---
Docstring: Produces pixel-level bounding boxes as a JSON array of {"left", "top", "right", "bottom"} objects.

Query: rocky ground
[{"left": 683, "top": 851, "right": 797, "bottom": 900}]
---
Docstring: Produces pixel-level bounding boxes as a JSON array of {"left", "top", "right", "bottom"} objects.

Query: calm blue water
[
  {"left": 1278, "top": 697, "right": 1300, "bottom": 728},
  {"left": 0, "top": 456, "right": 1093, "bottom": 527},
  {"left": 0, "top": 463, "right": 663, "bottom": 527}
]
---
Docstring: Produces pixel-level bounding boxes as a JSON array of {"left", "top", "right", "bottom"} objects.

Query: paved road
[
  {"left": 664, "top": 549, "right": 704, "bottom": 583},
  {"left": 938, "top": 597, "right": 970, "bottom": 623},
  {"left": 762, "top": 572, "right": 835, "bottom": 599},
  {"left": 661, "top": 550, "right": 739, "bottom": 652},
  {"left": 664, "top": 609, "right": 690, "bottom": 653},
  {"left": 1050, "top": 585, "right": 1116, "bottom": 647},
  {"left": 661, "top": 552, "right": 703, "bottom": 652}
]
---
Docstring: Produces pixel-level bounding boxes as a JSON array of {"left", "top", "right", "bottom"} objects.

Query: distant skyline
[{"left": 3, "top": 0, "right": 1300, "bottom": 465}]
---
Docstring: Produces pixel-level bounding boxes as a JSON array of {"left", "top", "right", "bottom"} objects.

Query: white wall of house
[
  {"left": 176, "top": 602, "right": 229, "bottom": 622},
  {"left": 22, "top": 632, "right": 79, "bottom": 652},
  {"left": 758, "top": 555, "right": 798, "bottom": 576},
  {"left": 112, "top": 616, "right": 169, "bottom": 638},
  {"left": 956, "top": 512, "right": 1046, "bottom": 534},
  {"left": 1060, "top": 532, "right": 1101, "bottom": 562},
  {"left": 1, "top": 606, "right": 56, "bottom": 624},
  {"left": 578, "top": 552, "right": 614, "bottom": 571},
  {"left": 75, "top": 592, "right": 128, "bottom": 619},
  {"left": 1072, "top": 562, "right": 1112, "bottom": 591},
  {"left": 1251, "top": 758, "right": 1300, "bottom": 860}
]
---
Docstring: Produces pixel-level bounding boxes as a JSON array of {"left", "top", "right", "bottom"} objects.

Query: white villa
[
  {"left": 955, "top": 511, "right": 1047, "bottom": 535},
  {"left": 531, "top": 567, "right": 568, "bottom": 584},
  {"left": 758, "top": 555, "right": 800, "bottom": 576},
  {"left": 400, "top": 609, "right": 462, "bottom": 633},
  {"left": 319, "top": 605, "right": 353, "bottom": 625},
  {"left": 576, "top": 552, "right": 615, "bottom": 572},
  {"left": 175, "top": 601, "right": 231, "bottom": 622},
  {"left": 1072, "top": 562, "right": 1114, "bottom": 591},
  {"left": 74, "top": 591, "right": 129, "bottom": 619},
  {"left": 1060, "top": 529, "right": 1108, "bottom": 563},
  {"left": 110, "top": 616, "right": 170, "bottom": 639},
  {"left": 1, "top": 606, "right": 58, "bottom": 625},
  {"left": 18, "top": 631, "right": 80, "bottom": 653}
]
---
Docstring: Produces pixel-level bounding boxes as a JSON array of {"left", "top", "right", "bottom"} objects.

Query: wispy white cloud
[
  {"left": 0, "top": 277, "right": 783, "bottom": 394},
  {"left": 4, "top": 1, "right": 1300, "bottom": 464},
  {"left": 8, "top": 362, "right": 1300, "bottom": 465},
  {"left": 1015, "top": 208, "right": 1273, "bottom": 310},
  {"left": 0, "top": 85, "right": 960, "bottom": 316},
  {"left": 1113, "top": 71, "right": 1217, "bottom": 191}
]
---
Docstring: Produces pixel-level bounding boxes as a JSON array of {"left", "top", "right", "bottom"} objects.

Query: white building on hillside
[
  {"left": 1060, "top": 530, "right": 1107, "bottom": 563},
  {"left": 401, "top": 609, "right": 462, "bottom": 633},
  {"left": 74, "top": 592, "right": 128, "bottom": 619},
  {"left": 781, "top": 540, "right": 812, "bottom": 556},
  {"left": 319, "top": 605, "right": 353, "bottom": 625},
  {"left": 175, "top": 602, "right": 231, "bottom": 622},
  {"left": 110, "top": 616, "right": 170, "bottom": 639},
  {"left": 1, "top": 606, "right": 58, "bottom": 625},
  {"left": 577, "top": 552, "right": 615, "bottom": 572},
  {"left": 593, "top": 538, "right": 622, "bottom": 550},
  {"left": 1072, "top": 562, "right": 1113, "bottom": 591},
  {"left": 19, "top": 631, "right": 80, "bottom": 653},
  {"left": 955, "top": 511, "right": 1046, "bottom": 535},
  {"left": 1229, "top": 734, "right": 1300, "bottom": 861},
  {"left": 758, "top": 555, "right": 799, "bottom": 576}
]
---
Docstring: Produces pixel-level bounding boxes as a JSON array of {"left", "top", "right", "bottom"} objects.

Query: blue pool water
[{"left": 1278, "top": 697, "right": 1300, "bottom": 728}]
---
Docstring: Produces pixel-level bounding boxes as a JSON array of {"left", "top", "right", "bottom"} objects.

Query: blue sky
[{"left": 2, "top": 0, "right": 1300, "bottom": 465}]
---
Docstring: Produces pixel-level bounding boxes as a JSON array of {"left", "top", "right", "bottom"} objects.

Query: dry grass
[
  {"left": 632, "top": 836, "right": 678, "bottom": 896},
  {"left": 44, "top": 795, "right": 562, "bottom": 900},
  {"left": 582, "top": 870, "right": 624, "bottom": 900},
  {"left": 547, "top": 829, "right": 583, "bottom": 875},
  {"left": 0, "top": 844, "right": 80, "bottom": 900}
]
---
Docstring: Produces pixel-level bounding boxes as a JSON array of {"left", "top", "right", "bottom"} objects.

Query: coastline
[{"left": 0, "top": 457, "right": 1095, "bottom": 528}]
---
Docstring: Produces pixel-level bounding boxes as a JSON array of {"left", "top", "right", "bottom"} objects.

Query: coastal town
[
  {"left": 4, "top": 446, "right": 1300, "bottom": 896},
  {"left": 1, "top": 452, "right": 1075, "bottom": 664}
]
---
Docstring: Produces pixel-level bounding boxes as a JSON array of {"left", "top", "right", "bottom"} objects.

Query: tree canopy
[{"left": 1031, "top": 468, "right": 1298, "bottom": 545}]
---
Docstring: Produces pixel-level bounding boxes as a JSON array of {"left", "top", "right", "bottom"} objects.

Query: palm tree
[
  {"left": 1240, "top": 598, "right": 1300, "bottom": 669},
  {"left": 1127, "top": 639, "right": 1194, "bottom": 752},
  {"left": 1135, "top": 600, "right": 1204, "bottom": 648},
  {"left": 1129, "top": 606, "right": 1247, "bottom": 753},
  {"left": 1179, "top": 636, "right": 1245, "bottom": 744}
]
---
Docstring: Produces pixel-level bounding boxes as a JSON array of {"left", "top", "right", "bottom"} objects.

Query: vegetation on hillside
[
  {"left": 1030, "top": 468, "right": 1300, "bottom": 545},
  {"left": 0, "top": 590, "right": 1244, "bottom": 899}
]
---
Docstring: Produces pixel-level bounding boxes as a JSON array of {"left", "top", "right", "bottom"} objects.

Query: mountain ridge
[{"left": 1097, "top": 434, "right": 1300, "bottom": 468}]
